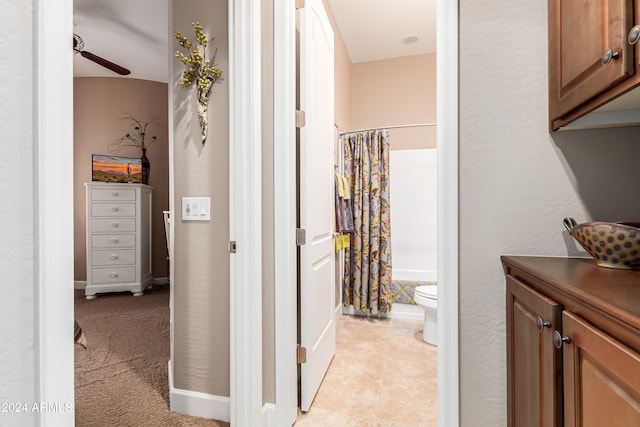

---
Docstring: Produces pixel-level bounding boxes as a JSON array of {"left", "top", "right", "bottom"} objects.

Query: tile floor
[{"left": 295, "top": 314, "right": 438, "bottom": 426}]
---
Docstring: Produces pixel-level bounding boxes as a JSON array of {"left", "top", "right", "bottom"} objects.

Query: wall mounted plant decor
[{"left": 173, "top": 22, "right": 224, "bottom": 144}]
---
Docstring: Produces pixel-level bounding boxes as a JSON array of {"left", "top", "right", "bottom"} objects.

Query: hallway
[{"left": 296, "top": 314, "right": 437, "bottom": 426}]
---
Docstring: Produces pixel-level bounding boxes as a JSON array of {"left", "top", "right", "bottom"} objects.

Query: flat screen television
[{"left": 92, "top": 154, "right": 142, "bottom": 183}]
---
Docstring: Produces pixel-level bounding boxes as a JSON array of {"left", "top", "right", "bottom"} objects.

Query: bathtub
[{"left": 342, "top": 269, "right": 436, "bottom": 320}]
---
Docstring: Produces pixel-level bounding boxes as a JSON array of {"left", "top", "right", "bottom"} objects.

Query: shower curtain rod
[{"left": 339, "top": 122, "right": 437, "bottom": 135}]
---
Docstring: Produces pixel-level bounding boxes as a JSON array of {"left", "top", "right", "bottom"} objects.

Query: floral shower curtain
[{"left": 342, "top": 129, "right": 393, "bottom": 314}]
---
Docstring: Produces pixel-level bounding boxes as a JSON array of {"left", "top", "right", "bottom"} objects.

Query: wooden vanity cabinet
[
  {"left": 548, "top": 0, "right": 640, "bottom": 130},
  {"left": 503, "top": 256, "right": 640, "bottom": 426}
]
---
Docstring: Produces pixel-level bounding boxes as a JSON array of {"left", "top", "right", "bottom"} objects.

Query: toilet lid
[{"left": 415, "top": 284, "right": 437, "bottom": 300}]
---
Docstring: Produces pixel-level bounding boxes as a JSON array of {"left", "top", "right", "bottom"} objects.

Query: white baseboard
[
  {"left": 74, "top": 280, "right": 86, "bottom": 290},
  {"left": 168, "top": 359, "right": 230, "bottom": 422},
  {"left": 262, "top": 403, "right": 277, "bottom": 427}
]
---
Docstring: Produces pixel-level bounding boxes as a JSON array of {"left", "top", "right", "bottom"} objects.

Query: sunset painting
[{"left": 92, "top": 154, "right": 142, "bottom": 183}]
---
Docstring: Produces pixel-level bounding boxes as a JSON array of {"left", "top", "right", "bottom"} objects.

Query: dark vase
[{"left": 141, "top": 148, "right": 150, "bottom": 185}]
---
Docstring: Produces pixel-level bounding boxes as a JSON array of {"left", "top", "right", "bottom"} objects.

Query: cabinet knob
[
  {"left": 553, "top": 330, "right": 571, "bottom": 349},
  {"left": 602, "top": 49, "right": 620, "bottom": 65},
  {"left": 111, "top": 207, "right": 118, "bottom": 212},
  {"left": 110, "top": 254, "right": 118, "bottom": 260},
  {"left": 110, "top": 272, "right": 118, "bottom": 278},
  {"left": 536, "top": 316, "right": 551, "bottom": 333},
  {"left": 628, "top": 25, "right": 640, "bottom": 45},
  {"left": 110, "top": 222, "right": 118, "bottom": 228},
  {"left": 111, "top": 238, "right": 118, "bottom": 243},
  {"left": 111, "top": 192, "right": 118, "bottom": 197}
]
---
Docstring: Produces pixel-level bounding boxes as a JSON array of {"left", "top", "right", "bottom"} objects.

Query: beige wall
[
  {"left": 73, "top": 77, "right": 169, "bottom": 281},
  {"left": 351, "top": 54, "right": 436, "bottom": 150},
  {"left": 171, "top": 0, "right": 230, "bottom": 396},
  {"left": 459, "top": 0, "right": 640, "bottom": 425},
  {"left": 262, "top": 0, "right": 276, "bottom": 405}
]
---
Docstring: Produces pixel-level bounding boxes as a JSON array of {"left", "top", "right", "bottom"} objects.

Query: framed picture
[{"left": 92, "top": 154, "right": 142, "bottom": 183}]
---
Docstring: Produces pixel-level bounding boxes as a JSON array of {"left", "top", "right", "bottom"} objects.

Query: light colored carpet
[{"left": 74, "top": 286, "right": 229, "bottom": 427}]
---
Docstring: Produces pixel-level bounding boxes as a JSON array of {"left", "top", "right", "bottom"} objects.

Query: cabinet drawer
[
  {"left": 91, "top": 203, "right": 136, "bottom": 217},
  {"left": 91, "top": 266, "right": 136, "bottom": 284},
  {"left": 92, "top": 249, "right": 135, "bottom": 266},
  {"left": 91, "top": 234, "right": 136, "bottom": 248},
  {"left": 90, "top": 218, "right": 136, "bottom": 232},
  {"left": 91, "top": 188, "right": 136, "bottom": 201}
]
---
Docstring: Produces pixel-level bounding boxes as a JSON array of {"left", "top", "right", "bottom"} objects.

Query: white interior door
[{"left": 299, "top": 0, "right": 335, "bottom": 412}]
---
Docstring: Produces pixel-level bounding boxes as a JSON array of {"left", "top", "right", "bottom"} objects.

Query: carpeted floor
[{"left": 74, "top": 285, "right": 229, "bottom": 427}]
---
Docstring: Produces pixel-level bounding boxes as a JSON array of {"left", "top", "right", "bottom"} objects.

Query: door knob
[
  {"left": 628, "top": 25, "right": 640, "bottom": 45},
  {"left": 536, "top": 316, "right": 551, "bottom": 333},
  {"left": 602, "top": 49, "right": 620, "bottom": 65},
  {"left": 553, "top": 330, "right": 570, "bottom": 349}
]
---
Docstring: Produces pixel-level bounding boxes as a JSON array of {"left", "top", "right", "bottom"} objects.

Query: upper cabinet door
[{"left": 548, "top": 0, "right": 634, "bottom": 128}]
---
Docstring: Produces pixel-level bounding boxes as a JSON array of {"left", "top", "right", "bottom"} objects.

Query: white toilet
[{"left": 414, "top": 285, "right": 438, "bottom": 345}]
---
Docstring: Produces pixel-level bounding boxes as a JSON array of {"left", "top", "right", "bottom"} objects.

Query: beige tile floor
[{"left": 295, "top": 314, "right": 438, "bottom": 426}]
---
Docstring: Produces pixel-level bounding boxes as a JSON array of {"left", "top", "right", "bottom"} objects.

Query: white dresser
[{"left": 85, "top": 183, "right": 153, "bottom": 299}]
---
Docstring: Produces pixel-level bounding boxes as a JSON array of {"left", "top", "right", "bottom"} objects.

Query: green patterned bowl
[{"left": 564, "top": 218, "right": 640, "bottom": 270}]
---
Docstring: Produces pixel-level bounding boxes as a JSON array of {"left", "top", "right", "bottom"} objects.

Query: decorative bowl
[{"left": 564, "top": 218, "right": 640, "bottom": 270}]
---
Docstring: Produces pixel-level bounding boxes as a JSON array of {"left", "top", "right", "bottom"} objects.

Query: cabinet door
[
  {"left": 561, "top": 311, "right": 640, "bottom": 426},
  {"left": 507, "top": 276, "right": 563, "bottom": 427},
  {"left": 549, "top": 0, "right": 634, "bottom": 122}
]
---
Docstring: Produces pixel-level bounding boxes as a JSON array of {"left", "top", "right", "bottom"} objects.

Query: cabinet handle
[
  {"left": 553, "top": 330, "right": 571, "bottom": 349},
  {"left": 110, "top": 222, "right": 118, "bottom": 228},
  {"left": 536, "top": 316, "right": 551, "bottom": 333},
  {"left": 628, "top": 25, "right": 640, "bottom": 45},
  {"left": 110, "top": 254, "right": 118, "bottom": 260},
  {"left": 602, "top": 49, "right": 620, "bottom": 65}
]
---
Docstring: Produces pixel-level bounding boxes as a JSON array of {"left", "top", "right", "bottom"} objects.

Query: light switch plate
[{"left": 182, "top": 197, "right": 211, "bottom": 221}]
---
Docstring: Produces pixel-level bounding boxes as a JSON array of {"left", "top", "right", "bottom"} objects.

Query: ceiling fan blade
[{"left": 80, "top": 50, "right": 131, "bottom": 76}]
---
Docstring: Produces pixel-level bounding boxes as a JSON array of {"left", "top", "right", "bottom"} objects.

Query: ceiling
[
  {"left": 327, "top": 0, "right": 436, "bottom": 63},
  {"left": 72, "top": 0, "right": 435, "bottom": 81}
]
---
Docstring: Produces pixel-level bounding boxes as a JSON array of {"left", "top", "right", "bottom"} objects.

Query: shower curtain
[{"left": 342, "top": 129, "right": 393, "bottom": 314}]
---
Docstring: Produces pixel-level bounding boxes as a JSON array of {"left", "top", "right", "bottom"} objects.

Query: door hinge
[
  {"left": 296, "top": 228, "right": 306, "bottom": 246},
  {"left": 295, "top": 0, "right": 305, "bottom": 10},
  {"left": 229, "top": 241, "right": 237, "bottom": 253},
  {"left": 297, "top": 345, "right": 307, "bottom": 364},
  {"left": 296, "top": 110, "right": 306, "bottom": 128}
]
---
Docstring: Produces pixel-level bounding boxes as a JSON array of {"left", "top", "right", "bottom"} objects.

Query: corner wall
[
  {"left": 73, "top": 77, "right": 170, "bottom": 282},
  {"left": 459, "top": 0, "right": 640, "bottom": 424},
  {"left": 170, "top": 0, "right": 230, "bottom": 399}
]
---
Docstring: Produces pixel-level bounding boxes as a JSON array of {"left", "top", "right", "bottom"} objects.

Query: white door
[{"left": 299, "top": 0, "right": 336, "bottom": 412}]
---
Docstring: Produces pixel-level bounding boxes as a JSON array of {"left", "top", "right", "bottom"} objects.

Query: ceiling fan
[{"left": 73, "top": 33, "right": 131, "bottom": 76}]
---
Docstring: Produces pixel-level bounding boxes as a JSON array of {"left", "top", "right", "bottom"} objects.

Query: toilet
[{"left": 414, "top": 284, "right": 438, "bottom": 345}]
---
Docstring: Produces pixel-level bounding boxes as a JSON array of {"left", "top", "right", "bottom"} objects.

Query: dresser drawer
[
  {"left": 92, "top": 249, "right": 136, "bottom": 266},
  {"left": 91, "top": 203, "right": 136, "bottom": 217},
  {"left": 91, "top": 266, "right": 136, "bottom": 284},
  {"left": 91, "top": 188, "right": 136, "bottom": 201},
  {"left": 91, "top": 234, "right": 136, "bottom": 249},
  {"left": 90, "top": 218, "right": 136, "bottom": 232}
]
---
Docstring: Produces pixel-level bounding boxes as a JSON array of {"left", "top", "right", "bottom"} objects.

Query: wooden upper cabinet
[
  {"left": 507, "top": 276, "right": 563, "bottom": 427},
  {"left": 548, "top": 0, "right": 635, "bottom": 129},
  {"left": 561, "top": 311, "right": 640, "bottom": 426}
]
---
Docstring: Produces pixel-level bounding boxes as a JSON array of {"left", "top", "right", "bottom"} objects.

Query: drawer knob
[
  {"left": 553, "top": 330, "right": 571, "bottom": 349},
  {"left": 110, "top": 222, "right": 118, "bottom": 228},
  {"left": 110, "top": 254, "right": 118, "bottom": 260},
  {"left": 111, "top": 192, "right": 118, "bottom": 197},
  {"left": 536, "top": 316, "right": 551, "bottom": 333},
  {"left": 602, "top": 48, "right": 620, "bottom": 65},
  {"left": 111, "top": 238, "right": 118, "bottom": 243},
  {"left": 628, "top": 25, "right": 640, "bottom": 45},
  {"left": 110, "top": 272, "right": 118, "bottom": 278},
  {"left": 111, "top": 207, "right": 118, "bottom": 212}
]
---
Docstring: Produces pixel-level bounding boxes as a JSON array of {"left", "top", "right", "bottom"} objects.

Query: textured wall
[
  {"left": 171, "top": 0, "right": 230, "bottom": 396},
  {"left": 459, "top": 1, "right": 640, "bottom": 425},
  {"left": 74, "top": 77, "right": 170, "bottom": 281},
  {"left": 0, "top": 2, "right": 37, "bottom": 424},
  {"left": 351, "top": 54, "right": 436, "bottom": 150}
]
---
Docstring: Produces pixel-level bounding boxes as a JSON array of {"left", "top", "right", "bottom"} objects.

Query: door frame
[{"left": 271, "top": 0, "right": 460, "bottom": 425}]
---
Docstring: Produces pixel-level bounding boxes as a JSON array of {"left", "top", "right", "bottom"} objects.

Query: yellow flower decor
[{"left": 174, "top": 22, "right": 223, "bottom": 144}]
